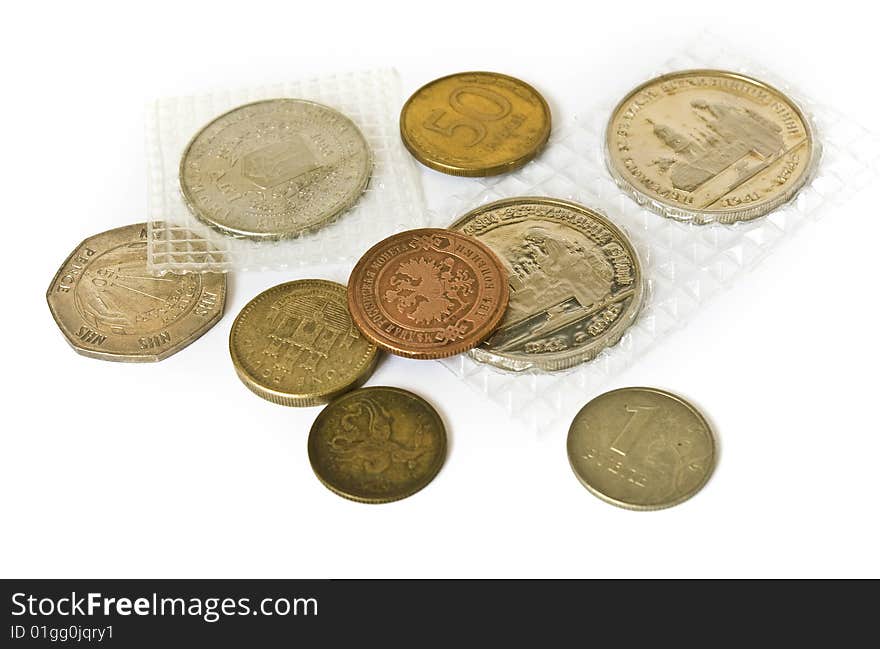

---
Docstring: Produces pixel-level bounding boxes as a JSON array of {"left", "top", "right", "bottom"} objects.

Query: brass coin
[
  {"left": 400, "top": 71, "right": 551, "bottom": 177},
  {"left": 46, "top": 223, "right": 226, "bottom": 362},
  {"left": 567, "top": 387, "right": 717, "bottom": 510},
  {"left": 308, "top": 386, "right": 447, "bottom": 503},
  {"left": 180, "top": 99, "right": 372, "bottom": 240},
  {"left": 451, "top": 197, "right": 644, "bottom": 371},
  {"left": 605, "top": 69, "right": 819, "bottom": 224},
  {"left": 229, "top": 280, "right": 379, "bottom": 407},
  {"left": 347, "top": 228, "right": 509, "bottom": 359}
]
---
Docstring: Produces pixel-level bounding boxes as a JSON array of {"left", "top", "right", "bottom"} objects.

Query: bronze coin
[
  {"left": 308, "top": 386, "right": 447, "bottom": 503},
  {"left": 347, "top": 228, "right": 509, "bottom": 359}
]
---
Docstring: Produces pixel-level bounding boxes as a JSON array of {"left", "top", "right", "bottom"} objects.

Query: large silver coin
[
  {"left": 450, "top": 197, "right": 644, "bottom": 371},
  {"left": 180, "top": 99, "right": 372, "bottom": 240}
]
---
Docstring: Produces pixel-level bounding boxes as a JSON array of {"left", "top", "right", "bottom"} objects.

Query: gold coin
[
  {"left": 567, "top": 387, "right": 717, "bottom": 510},
  {"left": 229, "top": 280, "right": 379, "bottom": 407},
  {"left": 400, "top": 71, "right": 551, "bottom": 177},
  {"left": 450, "top": 197, "right": 644, "bottom": 371},
  {"left": 46, "top": 223, "right": 226, "bottom": 362},
  {"left": 605, "top": 69, "right": 819, "bottom": 224},
  {"left": 308, "top": 387, "right": 447, "bottom": 503}
]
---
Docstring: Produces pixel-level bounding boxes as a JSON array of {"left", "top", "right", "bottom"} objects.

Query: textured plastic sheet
[
  {"left": 145, "top": 68, "right": 426, "bottom": 273},
  {"left": 433, "top": 35, "right": 880, "bottom": 433}
]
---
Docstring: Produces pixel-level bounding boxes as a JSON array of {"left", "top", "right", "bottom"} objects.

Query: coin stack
[{"left": 48, "top": 66, "right": 817, "bottom": 509}]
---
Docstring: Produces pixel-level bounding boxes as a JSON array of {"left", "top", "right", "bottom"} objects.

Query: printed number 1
[
  {"left": 422, "top": 86, "right": 512, "bottom": 147},
  {"left": 610, "top": 405, "right": 657, "bottom": 457}
]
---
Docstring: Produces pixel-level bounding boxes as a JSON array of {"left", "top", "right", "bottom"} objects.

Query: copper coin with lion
[{"left": 347, "top": 228, "right": 509, "bottom": 359}]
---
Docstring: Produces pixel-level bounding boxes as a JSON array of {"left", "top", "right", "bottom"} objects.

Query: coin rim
[
  {"left": 603, "top": 69, "right": 821, "bottom": 224},
  {"left": 179, "top": 98, "right": 373, "bottom": 240},
  {"left": 347, "top": 228, "right": 510, "bottom": 359},
  {"left": 46, "top": 223, "right": 227, "bottom": 362},
  {"left": 307, "top": 386, "right": 447, "bottom": 504},
  {"left": 229, "top": 279, "right": 379, "bottom": 407},
  {"left": 450, "top": 196, "right": 645, "bottom": 372},
  {"left": 400, "top": 71, "right": 552, "bottom": 177},
  {"left": 566, "top": 386, "right": 717, "bottom": 511}
]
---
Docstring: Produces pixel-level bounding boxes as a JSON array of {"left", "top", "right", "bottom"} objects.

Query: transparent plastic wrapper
[
  {"left": 432, "top": 35, "right": 880, "bottom": 433},
  {"left": 146, "top": 68, "right": 427, "bottom": 273}
]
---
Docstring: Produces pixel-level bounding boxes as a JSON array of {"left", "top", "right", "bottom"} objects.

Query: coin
[
  {"left": 229, "top": 280, "right": 379, "bottom": 407},
  {"left": 605, "top": 69, "right": 819, "bottom": 224},
  {"left": 567, "top": 387, "right": 717, "bottom": 510},
  {"left": 347, "top": 228, "right": 509, "bottom": 359},
  {"left": 308, "top": 386, "right": 446, "bottom": 503},
  {"left": 180, "top": 99, "right": 372, "bottom": 240},
  {"left": 46, "top": 223, "right": 226, "bottom": 362},
  {"left": 400, "top": 72, "right": 551, "bottom": 177},
  {"left": 451, "top": 197, "right": 644, "bottom": 371}
]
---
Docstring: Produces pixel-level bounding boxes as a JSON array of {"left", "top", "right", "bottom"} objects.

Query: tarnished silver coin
[
  {"left": 450, "top": 197, "right": 644, "bottom": 371},
  {"left": 47, "top": 223, "right": 226, "bottom": 362},
  {"left": 180, "top": 99, "right": 372, "bottom": 240}
]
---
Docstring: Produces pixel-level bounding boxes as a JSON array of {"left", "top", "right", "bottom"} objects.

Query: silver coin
[
  {"left": 179, "top": 99, "right": 372, "bottom": 240},
  {"left": 450, "top": 197, "right": 644, "bottom": 371}
]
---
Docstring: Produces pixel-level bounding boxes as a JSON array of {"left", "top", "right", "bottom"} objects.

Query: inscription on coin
[
  {"left": 452, "top": 197, "right": 644, "bottom": 371},
  {"left": 400, "top": 72, "right": 551, "bottom": 176},
  {"left": 229, "top": 280, "right": 378, "bottom": 407},
  {"left": 347, "top": 229, "right": 509, "bottom": 359},
  {"left": 308, "top": 387, "right": 447, "bottom": 503},
  {"left": 605, "top": 70, "right": 818, "bottom": 223},
  {"left": 180, "top": 99, "right": 372, "bottom": 239},
  {"left": 567, "top": 387, "right": 716, "bottom": 510},
  {"left": 47, "top": 224, "right": 226, "bottom": 362}
]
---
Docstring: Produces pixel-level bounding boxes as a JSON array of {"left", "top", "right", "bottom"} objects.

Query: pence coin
[
  {"left": 180, "top": 99, "right": 372, "bottom": 240},
  {"left": 567, "top": 387, "right": 717, "bottom": 510},
  {"left": 605, "top": 69, "right": 819, "bottom": 224},
  {"left": 400, "top": 71, "right": 551, "bottom": 176},
  {"left": 46, "top": 223, "right": 226, "bottom": 362},
  {"left": 451, "top": 197, "right": 644, "bottom": 371},
  {"left": 229, "top": 280, "right": 379, "bottom": 407},
  {"left": 347, "top": 228, "right": 509, "bottom": 359},
  {"left": 308, "top": 386, "right": 446, "bottom": 503}
]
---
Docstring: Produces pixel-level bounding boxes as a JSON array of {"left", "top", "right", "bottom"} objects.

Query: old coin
[
  {"left": 308, "top": 386, "right": 446, "bottom": 503},
  {"left": 180, "top": 99, "right": 372, "bottom": 240},
  {"left": 400, "top": 71, "right": 551, "bottom": 177},
  {"left": 605, "top": 69, "right": 819, "bottom": 224},
  {"left": 567, "top": 387, "right": 717, "bottom": 510},
  {"left": 229, "top": 280, "right": 379, "bottom": 407},
  {"left": 46, "top": 223, "right": 226, "bottom": 362},
  {"left": 347, "top": 228, "right": 509, "bottom": 359},
  {"left": 451, "top": 197, "right": 644, "bottom": 371}
]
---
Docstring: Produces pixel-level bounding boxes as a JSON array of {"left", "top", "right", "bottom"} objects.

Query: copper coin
[{"left": 347, "top": 228, "right": 509, "bottom": 359}]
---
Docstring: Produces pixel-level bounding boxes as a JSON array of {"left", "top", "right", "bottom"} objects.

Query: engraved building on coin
[
  {"left": 605, "top": 70, "right": 819, "bottom": 224},
  {"left": 180, "top": 99, "right": 372, "bottom": 240},
  {"left": 452, "top": 198, "right": 644, "bottom": 371},
  {"left": 47, "top": 224, "right": 226, "bottom": 362},
  {"left": 230, "top": 280, "right": 379, "bottom": 407}
]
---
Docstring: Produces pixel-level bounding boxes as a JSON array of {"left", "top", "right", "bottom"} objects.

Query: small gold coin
[
  {"left": 308, "top": 387, "right": 447, "bottom": 503},
  {"left": 567, "top": 387, "right": 716, "bottom": 510},
  {"left": 400, "top": 71, "right": 551, "bottom": 177},
  {"left": 605, "top": 69, "right": 819, "bottom": 223},
  {"left": 47, "top": 223, "right": 226, "bottom": 362},
  {"left": 229, "top": 280, "right": 379, "bottom": 407}
]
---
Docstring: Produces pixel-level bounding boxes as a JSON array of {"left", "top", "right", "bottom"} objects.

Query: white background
[{"left": 3, "top": 1, "right": 878, "bottom": 578}]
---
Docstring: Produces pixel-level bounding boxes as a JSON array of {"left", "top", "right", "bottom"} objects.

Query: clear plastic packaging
[
  {"left": 146, "top": 68, "right": 427, "bottom": 273},
  {"left": 433, "top": 35, "right": 880, "bottom": 433}
]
